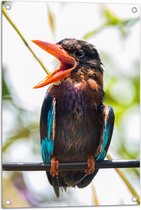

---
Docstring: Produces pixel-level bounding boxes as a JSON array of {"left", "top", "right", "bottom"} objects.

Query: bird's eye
[{"left": 74, "top": 50, "right": 84, "bottom": 58}]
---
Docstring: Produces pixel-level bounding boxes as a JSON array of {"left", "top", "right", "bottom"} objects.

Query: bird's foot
[
  {"left": 85, "top": 155, "right": 95, "bottom": 175},
  {"left": 50, "top": 156, "right": 59, "bottom": 177}
]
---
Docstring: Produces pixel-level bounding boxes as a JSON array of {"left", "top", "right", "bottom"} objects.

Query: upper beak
[{"left": 32, "top": 40, "right": 77, "bottom": 88}]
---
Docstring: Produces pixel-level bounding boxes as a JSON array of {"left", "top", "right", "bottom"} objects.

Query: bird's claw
[
  {"left": 50, "top": 157, "right": 59, "bottom": 177},
  {"left": 85, "top": 155, "right": 95, "bottom": 175}
]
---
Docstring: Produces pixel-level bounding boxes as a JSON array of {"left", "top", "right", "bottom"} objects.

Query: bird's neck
[
  {"left": 70, "top": 65, "right": 103, "bottom": 88},
  {"left": 48, "top": 71, "right": 104, "bottom": 108}
]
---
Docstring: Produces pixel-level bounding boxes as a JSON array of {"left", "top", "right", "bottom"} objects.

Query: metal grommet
[
  {"left": 5, "top": 3, "right": 12, "bottom": 10},
  {"left": 132, "top": 196, "right": 137, "bottom": 202},
  {"left": 132, "top": 7, "right": 137, "bottom": 13},
  {"left": 6, "top": 199, "right": 11, "bottom": 205}
]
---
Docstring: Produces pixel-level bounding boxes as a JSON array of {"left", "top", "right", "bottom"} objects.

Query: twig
[
  {"left": 2, "top": 5, "right": 49, "bottom": 75},
  {"left": 107, "top": 154, "right": 140, "bottom": 204},
  {"left": 92, "top": 184, "right": 100, "bottom": 205}
]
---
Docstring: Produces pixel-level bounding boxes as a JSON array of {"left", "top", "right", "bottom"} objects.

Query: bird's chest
[
  {"left": 55, "top": 81, "right": 97, "bottom": 117},
  {"left": 57, "top": 87, "right": 87, "bottom": 119},
  {"left": 51, "top": 82, "right": 102, "bottom": 161}
]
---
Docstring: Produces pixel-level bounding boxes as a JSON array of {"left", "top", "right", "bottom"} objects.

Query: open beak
[{"left": 32, "top": 40, "right": 77, "bottom": 88}]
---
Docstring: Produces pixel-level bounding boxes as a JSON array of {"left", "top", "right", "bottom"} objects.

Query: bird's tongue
[{"left": 32, "top": 40, "right": 77, "bottom": 88}]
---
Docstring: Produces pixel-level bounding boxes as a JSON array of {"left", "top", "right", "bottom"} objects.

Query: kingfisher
[{"left": 32, "top": 38, "right": 114, "bottom": 198}]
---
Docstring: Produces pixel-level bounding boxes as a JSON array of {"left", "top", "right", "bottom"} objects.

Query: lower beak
[{"left": 32, "top": 40, "right": 77, "bottom": 88}]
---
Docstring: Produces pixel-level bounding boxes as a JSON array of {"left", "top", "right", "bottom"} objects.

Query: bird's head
[{"left": 32, "top": 38, "right": 103, "bottom": 88}]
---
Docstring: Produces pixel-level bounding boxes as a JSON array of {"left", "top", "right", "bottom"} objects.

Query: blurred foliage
[
  {"left": 47, "top": 4, "right": 55, "bottom": 36},
  {"left": 2, "top": 125, "right": 38, "bottom": 153},
  {"left": 104, "top": 61, "right": 140, "bottom": 125},
  {"left": 2, "top": 3, "right": 140, "bottom": 207},
  {"left": 107, "top": 154, "right": 140, "bottom": 204},
  {"left": 92, "top": 184, "right": 100, "bottom": 205},
  {"left": 2, "top": 67, "right": 39, "bottom": 154},
  {"left": 83, "top": 7, "right": 139, "bottom": 39},
  {"left": 2, "top": 177, "right": 30, "bottom": 208},
  {"left": 2, "top": 72, "right": 12, "bottom": 99}
]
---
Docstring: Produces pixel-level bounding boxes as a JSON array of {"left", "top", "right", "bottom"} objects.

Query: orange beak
[{"left": 32, "top": 40, "right": 77, "bottom": 88}]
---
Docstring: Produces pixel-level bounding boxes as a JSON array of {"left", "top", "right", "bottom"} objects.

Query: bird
[{"left": 32, "top": 38, "right": 115, "bottom": 198}]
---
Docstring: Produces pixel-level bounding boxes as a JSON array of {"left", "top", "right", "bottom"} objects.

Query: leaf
[
  {"left": 83, "top": 7, "right": 121, "bottom": 39},
  {"left": 118, "top": 17, "right": 140, "bottom": 38},
  {"left": 2, "top": 128, "right": 30, "bottom": 153},
  {"left": 2, "top": 72, "right": 12, "bottom": 99},
  {"left": 103, "top": 7, "right": 121, "bottom": 25},
  {"left": 2, "top": 123, "right": 38, "bottom": 153},
  {"left": 83, "top": 7, "right": 139, "bottom": 40},
  {"left": 120, "top": 17, "right": 140, "bottom": 28},
  {"left": 47, "top": 4, "right": 55, "bottom": 34}
]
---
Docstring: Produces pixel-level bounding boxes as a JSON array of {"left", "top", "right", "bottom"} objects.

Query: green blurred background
[{"left": 2, "top": 2, "right": 140, "bottom": 207}]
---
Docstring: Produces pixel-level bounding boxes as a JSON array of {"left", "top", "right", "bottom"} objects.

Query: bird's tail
[{"left": 46, "top": 172, "right": 60, "bottom": 198}]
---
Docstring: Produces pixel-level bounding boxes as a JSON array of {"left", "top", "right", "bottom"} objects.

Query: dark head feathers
[{"left": 57, "top": 38, "right": 103, "bottom": 72}]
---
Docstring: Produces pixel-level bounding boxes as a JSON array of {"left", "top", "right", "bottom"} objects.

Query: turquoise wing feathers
[
  {"left": 40, "top": 94, "right": 56, "bottom": 163},
  {"left": 96, "top": 105, "right": 115, "bottom": 161},
  {"left": 77, "top": 105, "right": 114, "bottom": 188}
]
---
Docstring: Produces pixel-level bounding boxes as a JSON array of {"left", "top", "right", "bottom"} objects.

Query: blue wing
[
  {"left": 96, "top": 106, "right": 114, "bottom": 161},
  {"left": 40, "top": 93, "right": 56, "bottom": 163},
  {"left": 40, "top": 93, "right": 60, "bottom": 197},
  {"left": 77, "top": 105, "right": 114, "bottom": 188}
]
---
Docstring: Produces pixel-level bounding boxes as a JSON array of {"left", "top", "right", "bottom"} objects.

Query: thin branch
[
  {"left": 92, "top": 184, "right": 100, "bottom": 205},
  {"left": 107, "top": 154, "right": 140, "bottom": 204},
  {"left": 2, "top": 160, "right": 140, "bottom": 171},
  {"left": 2, "top": 5, "right": 49, "bottom": 75}
]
